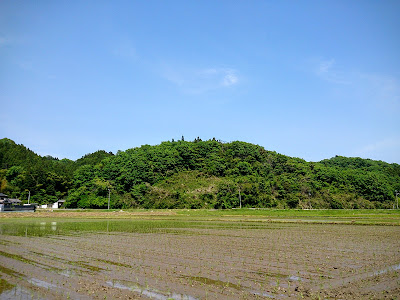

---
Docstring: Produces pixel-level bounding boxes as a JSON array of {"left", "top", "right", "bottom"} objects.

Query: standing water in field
[{"left": 0, "top": 217, "right": 399, "bottom": 299}]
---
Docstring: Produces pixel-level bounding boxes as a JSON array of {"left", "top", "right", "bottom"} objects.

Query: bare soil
[{"left": 0, "top": 220, "right": 399, "bottom": 299}]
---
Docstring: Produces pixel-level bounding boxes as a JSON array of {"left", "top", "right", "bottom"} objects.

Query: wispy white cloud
[
  {"left": 112, "top": 39, "right": 137, "bottom": 61},
  {"left": 317, "top": 58, "right": 335, "bottom": 74},
  {"left": 312, "top": 58, "right": 400, "bottom": 110},
  {"left": 354, "top": 138, "right": 400, "bottom": 163},
  {"left": 162, "top": 66, "right": 185, "bottom": 86},
  {"left": 222, "top": 71, "right": 238, "bottom": 87},
  {"left": 359, "top": 73, "right": 400, "bottom": 109},
  {"left": 314, "top": 58, "right": 351, "bottom": 84},
  {"left": 161, "top": 65, "right": 239, "bottom": 94}
]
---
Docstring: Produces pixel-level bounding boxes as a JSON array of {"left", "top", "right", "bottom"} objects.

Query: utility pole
[
  {"left": 239, "top": 186, "right": 242, "bottom": 209},
  {"left": 28, "top": 190, "right": 30, "bottom": 205},
  {"left": 108, "top": 188, "right": 111, "bottom": 210},
  {"left": 395, "top": 190, "right": 399, "bottom": 210}
]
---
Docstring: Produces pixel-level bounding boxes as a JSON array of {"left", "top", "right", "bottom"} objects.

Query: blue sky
[{"left": 1, "top": 1, "right": 399, "bottom": 163}]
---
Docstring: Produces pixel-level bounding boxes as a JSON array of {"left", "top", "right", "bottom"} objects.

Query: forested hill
[{"left": 1, "top": 137, "right": 399, "bottom": 209}]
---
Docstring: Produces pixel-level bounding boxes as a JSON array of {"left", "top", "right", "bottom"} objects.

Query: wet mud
[{"left": 0, "top": 220, "right": 399, "bottom": 299}]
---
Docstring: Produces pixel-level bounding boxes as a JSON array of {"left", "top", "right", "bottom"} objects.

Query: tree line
[{"left": 1, "top": 137, "right": 399, "bottom": 209}]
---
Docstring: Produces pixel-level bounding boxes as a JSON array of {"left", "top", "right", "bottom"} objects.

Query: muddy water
[{"left": 0, "top": 219, "right": 399, "bottom": 299}]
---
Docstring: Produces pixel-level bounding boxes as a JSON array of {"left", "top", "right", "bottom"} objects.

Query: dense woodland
[{"left": 1, "top": 137, "right": 399, "bottom": 209}]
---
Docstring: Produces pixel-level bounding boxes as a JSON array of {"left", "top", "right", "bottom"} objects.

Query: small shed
[{"left": 52, "top": 200, "right": 66, "bottom": 209}]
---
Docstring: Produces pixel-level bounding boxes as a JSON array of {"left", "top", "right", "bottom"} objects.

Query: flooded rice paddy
[{"left": 0, "top": 215, "right": 399, "bottom": 299}]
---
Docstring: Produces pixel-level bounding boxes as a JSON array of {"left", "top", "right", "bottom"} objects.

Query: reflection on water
[
  {"left": 0, "top": 219, "right": 288, "bottom": 238},
  {"left": 252, "top": 291, "right": 285, "bottom": 299},
  {"left": 38, "top": 222, "right": 57, "bottom": 232},
  {"left": 288, "top": 275, "right": 301, "bottom": 281},
  {"left": 40, "top": 222, "right": 46, "bottom": 231},
  {"left": 28, "top": 278, "right": 58, "bottom": 289},
  {"left": 59, "top": 269, "right": 76, "bottom": 278},
  {"left": 0, "top": 219, "right": 187, "bottom": 237},
  {"left": 374, "top": 263, "right": 400, "bottom": 275},
  {"left": 0, "top": 286, "right": 34, "bottom": 300},
  {"left": 106, "top": 280, "right": 198, "bottom": 300}
]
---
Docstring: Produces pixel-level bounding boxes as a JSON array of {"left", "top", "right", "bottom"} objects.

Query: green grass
[
  {"left": 0, "top": 278, "right": 15, "bottom": 294},
  {"left": 175, "top": 208, "right": 400, "bottom": 224},
  {"left": 1, "top": 208, "right": 399, "bottom": 226}
]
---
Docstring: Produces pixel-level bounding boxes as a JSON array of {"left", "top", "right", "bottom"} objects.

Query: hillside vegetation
[{"left": 1, "top": 137, "right": 399, "bottom": 209}]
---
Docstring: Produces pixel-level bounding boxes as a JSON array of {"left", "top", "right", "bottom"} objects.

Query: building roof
[
  {"left": 0, "top": 198, "right": 21, "bottom": 204},
  {"left": 9, "top": 198, "right": 22, "bottom": 203}
]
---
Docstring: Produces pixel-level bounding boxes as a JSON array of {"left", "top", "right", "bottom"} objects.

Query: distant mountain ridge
[{"left": 1, "top": 137, "right": 399, "bottom": 209}]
